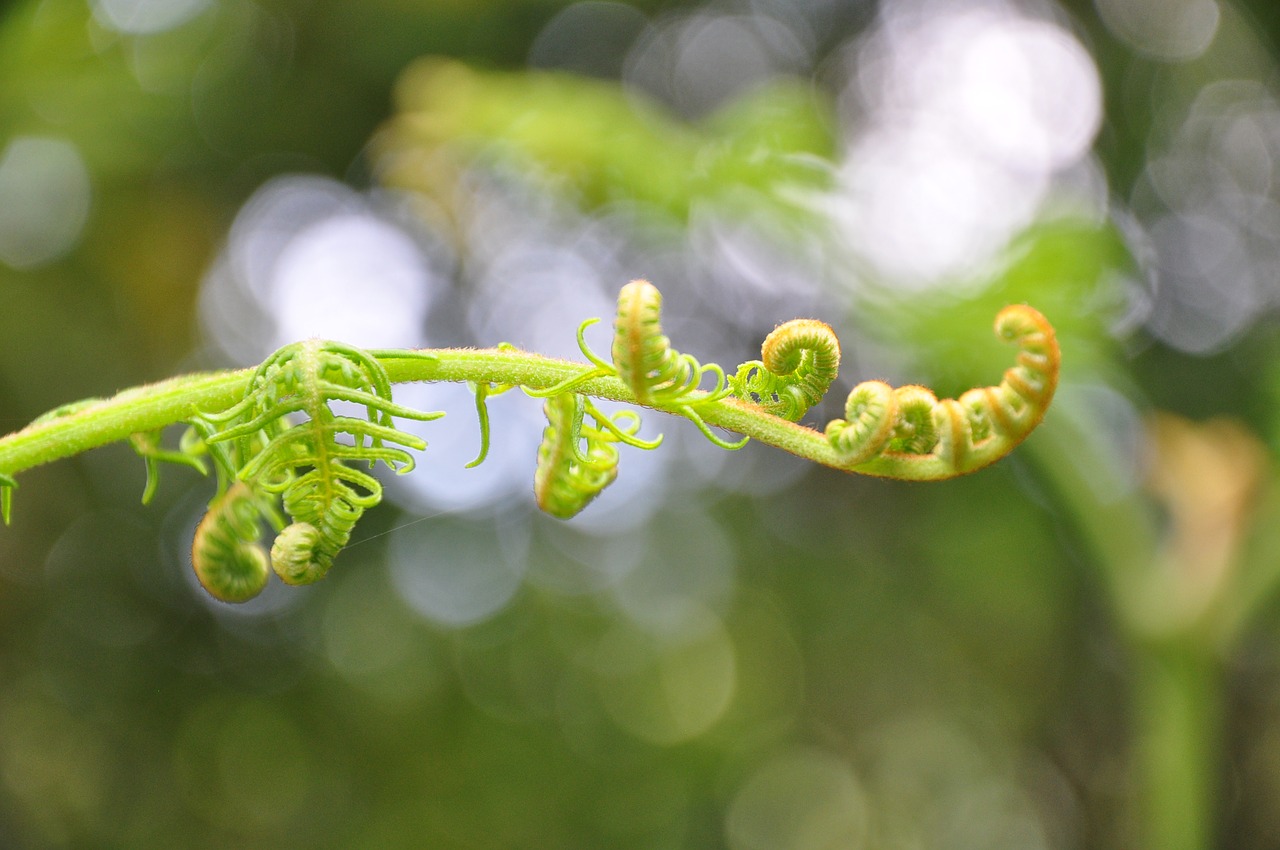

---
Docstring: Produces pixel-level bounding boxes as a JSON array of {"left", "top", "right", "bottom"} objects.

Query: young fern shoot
[
  {"left": 533, "top": 393, "right": 659, "bottom": 519},
  {"left": 610, "top": 280, "right": 745, "bottom": 449},
  {"left": 823, "top": 304, "right": 1059, "bottom": 479},
  {"left": 0, "top": 280, "right": 1059, "bottom": 602},
  {"left": 731, "top": 318, "right": 841, "bottom": 422},
  {"left": 199, "top": 340, "right": 442, "bottom": 590}
]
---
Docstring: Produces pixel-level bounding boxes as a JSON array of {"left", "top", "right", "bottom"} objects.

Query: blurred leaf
[{"left": 376, "top": 58, "right": 835, "bottom": 228}]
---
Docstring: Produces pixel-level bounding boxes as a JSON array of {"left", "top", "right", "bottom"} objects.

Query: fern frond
[
  {"left": 191, "top": 481, "right": 272, "bottom": 603},
  {"left": 731, "top": 318, "right": 840, "bottom": 421},
  {"left": 826, "top": 305, "right": 1060, "bottom": 478},
  {"left": 0, "top": 284, "right": 1062, "bottom": 586},
  {"left": 204, "top": 340, "right": 442, "bottom": 586},
  {"left": 611, "top": 280, "right": 746, "bottom": 450}
]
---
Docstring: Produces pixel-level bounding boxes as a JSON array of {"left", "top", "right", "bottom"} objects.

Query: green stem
[
  {"left": 0, "top": 369, "right": 254, "bottom": 478},
  {"left": 0, "top": 347, "right": 1031, "bottom": 488},
  {"left": 1026, "top": 418, "right": 1218, "bottom": 850},
  {"left": 1130, "top": 636, "right": 1220, "bottom": 850}
]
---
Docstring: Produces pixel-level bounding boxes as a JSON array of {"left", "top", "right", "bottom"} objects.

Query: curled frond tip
[
  {"left": 825, "top": 304, "right": 1060, "bottom": 481},
  {"left": 732, "top": 318, "right": 841, "bottom": 421}
]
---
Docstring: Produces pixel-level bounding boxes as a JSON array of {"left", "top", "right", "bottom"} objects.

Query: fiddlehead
[
  {"left": 190, "top": 481, "right": 272, "bottom": 603},
  {"left": 731, "top": 319, "right": 841, "bottom": 421},
  {"left": 824, "top": 304, "right": 1060, "bottom": 478},
  {"left": 533, "top": 392, "right": 660, "bottom": 519},
  {"left": 203, "top": 340, "right": 442, "bottom": 587},
  {"left": 611, "top": 279, "right": 745, "bottom": 450},
  {"left": 824, "top": 380, "right": 896, "bottom": 464},
  {"left": 613, "top": 280, "right": 728, "bottom": 404}
]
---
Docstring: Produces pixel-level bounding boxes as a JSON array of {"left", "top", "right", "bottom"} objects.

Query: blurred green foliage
[{"left": 378, "top": 58, "right": 833, "bottom": 225}]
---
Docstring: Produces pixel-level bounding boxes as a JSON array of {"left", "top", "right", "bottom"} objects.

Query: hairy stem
[
  {"left": 0, "top": 370, "right": 254, "bottom": 477},
  {"left": 0, "top": 343, "right": 1040, "bottom": 490}
]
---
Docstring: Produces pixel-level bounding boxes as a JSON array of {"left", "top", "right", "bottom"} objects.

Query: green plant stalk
[
  {"left": 1027, "top": 420, "right": 1217, "bottom": 850},
  {"left": 1130, "top": 636, "right": 1220, "bottom": 850},
  {"left": 0, "top": 346, "right": 1031, "bottom": 489},
  {"left": 0, "top": 369, "right": 253, "bottom": 478}
]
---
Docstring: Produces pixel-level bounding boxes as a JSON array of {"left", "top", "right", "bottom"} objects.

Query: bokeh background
[{"left": 1, "top": 0, "right": 1279, "bottom": 847}]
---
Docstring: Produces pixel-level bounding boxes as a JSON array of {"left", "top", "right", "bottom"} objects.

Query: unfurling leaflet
[
  {"left": 533, "top": 392, "right": 659, "bottom": 519},
  {"left": 612, "top": 280, "right": 729, "bottom": 405},
  {"left": 825, "top": 380, "right": 896, "bottom": 464},
  {"left": 732, "top": 319, "right": 840, "bottom": 421},
  {"left": 534, "top": 393, "right": 617, "bottom": 519},
  {"left": 191, "top": 481, "right": 272, "bottom": 602},
  {"left": 202, "top": 340, "right": 442, "bottom": 590},
  {"left": 825, "top": 304, "right": 1060, "bottom": 479},
  {"left": 611, "top": 279, "right": 745, "bottom": 450},
  {"left": 269, "top": 521, "right": 326, "bottom": 586}
]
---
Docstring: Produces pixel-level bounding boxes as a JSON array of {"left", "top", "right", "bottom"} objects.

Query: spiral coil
[
  {"left": 533, "top": 392, "right": 659, "bottom": 519},
  {"left": 202, "top": 340, "right": 441, "bottom": 587},
  {"left": 732, "top": 318, "right": 840, "bottom": 421},
  {"left": 825, "top": 304, "right": 1059, "bottom": 476},
  {"left": 612, "top": 280, "right": 729, "bottom": 405},
  {"left": 191, "top": 481, "right": 272, "bottom": 603}
]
